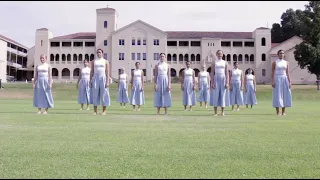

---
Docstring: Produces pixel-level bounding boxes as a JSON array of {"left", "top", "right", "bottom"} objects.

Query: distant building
[
  {"left": 0, "top": 34, "right": 31, "bottom": 83},
  {"left": 22, "top": 7, "right": 316, "bottom": 84}
]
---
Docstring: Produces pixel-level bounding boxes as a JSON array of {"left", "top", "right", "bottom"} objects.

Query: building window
[
  {"left": 104, "top": 40, "right": 108, "bottom": 46},
  {"left": 131, "top": 53, "right": 135, "bottom": 60},
  {"left": 142, "top": 69, "right": 146, "bottom": 76},
  {"left": 245, "top": 54, "right": 249, "bottom": 62},
  {"left": 104, "top": 53, "right": 107, "bottom": 60},
  {"left": 137, "top": 38, "right": 141, "bottom": 45},
  {"left": 153, "top": 53, "right": 159, "bottom": 60},
  {"left": 41, "top": 40, "right": 43, "bottom": 47},
  {"left": 143, "top": 38, "right": 146, "bottom": 45},
  {"left": 137, "top": 53, "right": 141, "bottom": 60},
  {"left": 104, "top": 21, "right": 108, "bottom": 28},
  {"left": 154, "top": 39, "right": 159, "bottom": 46},
  {"left": 119, "top": 53, "right": 124, "bottom": 60},
  {"left": 132, "top": 38, "right": 135, "bottom": 45},
  {"left": 262, "top": 54, "right": 266, "bottom": 61},
  {"left": 262, "top": 69, "right": 266, "bottom": 76},
  {"left": 119, "top": 39, "right": 125, "bottom": 46},
  {"left": 261, "top": 37, "right": 266, "bottom": 46},
  {"left": 143, "top": 53, "right": 146, "bottom": 60},
  {"left": 250, "top": 54, "right": 254, "bottom": 62}
]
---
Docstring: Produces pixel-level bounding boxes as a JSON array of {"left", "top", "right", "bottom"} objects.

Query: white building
[
  {"left": 0, "top": 34, "right": 29, "bottom": 83},
  {"left": 21, "top": 7, "right": 316, "bottom": 84}
]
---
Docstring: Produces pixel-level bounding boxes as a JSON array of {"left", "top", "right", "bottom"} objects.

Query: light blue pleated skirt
[
  {"left": 154, "top": 74, "right": 172, "bottom": 107},
  {"left": 182, "top": 78, "right": 196, "bottom": 106},
  {"left": 272, "top": 74, "right": 292, "bottom": 107},
  {"left": 130, "top": 80, "right": 145, "bottom": 105},
  {"left": 210, "top": 73, "right": 230, "bottom": 107},
  {"left": 198, "top": 81, "right": 210, "bottom": 103},
  {"left": 33, "top": 77, "right": 54, "bottom": 108},
  {"left": 78, "top": 78, "right": 90, "bottom": 104},
  {"left": 117, "top": 81, "right": 129, "bottom": 103},
  {"left": 90, "top": 74, "right": 110, "bottom": 106},
  {"left": 244, "top": 83, "right": 257, "bottom": 105},
  {"left": 230, "top": 80, "right": 244, "bottom": 105}
]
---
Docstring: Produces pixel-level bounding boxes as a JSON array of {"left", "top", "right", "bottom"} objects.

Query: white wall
[
  {"left": 0, "top": 39, "right": 7, "bottom": 83},
  {"left": 111, "top": 21, "right": 167, "bottom": 81}
]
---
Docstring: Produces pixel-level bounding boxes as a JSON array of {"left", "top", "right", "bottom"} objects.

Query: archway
[
  {"left": 90, "top": 54, "right": 95, "bottom": 61},
  {"left": 170, "top": 68, "right": 177, "bottom": 77},
  {"left": 52, "top": 68, "right": 58, "bottom": 77},
  {"left": 167, "top": 54, "right": 172, "bottom": 61},
  {"left": 194, "top": 68, "right": 200, "bottom": 77},
  {"left": 85, "top": 54, "right": 89, "bottom": 61},
  {"left": 73, "top": 68, "right": 80, "bottom": 77},
  {"left": 62, "top": 68, "right": 70, "bottom": 78}
]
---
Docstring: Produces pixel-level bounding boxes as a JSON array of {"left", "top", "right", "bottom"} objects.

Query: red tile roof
[
  {"left": 97, "top": 7, "right": 116, "bottom": 11},
  {"left": 166, "top": 31, "right": 252, "bottom": 39},
  {"left": 272, "top": 43, "right": 280, "bottom": 48},
  {"left": 0, "top": 34, "right": 27, "bottom": 49},
  {"left": 52, "top": 32, "right": 96, "bottom": 39},
  {"left": 256, "top": 27, "right": 270, "bottom": 30},
  {"left": 37, "top": 28, "right": 48, "bottom": 31},
  {"left": 52, "top": 31, "right": 253, "bottom": 40}
]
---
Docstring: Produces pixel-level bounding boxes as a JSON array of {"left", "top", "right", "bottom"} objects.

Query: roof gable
[
  {"left": 270, "top": 36, "right": 303, "bottom": 54},
  {"left": 111, "top": 20, "right": 167, "bottom": 36}
]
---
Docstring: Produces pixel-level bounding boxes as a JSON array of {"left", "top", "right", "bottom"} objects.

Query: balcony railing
[{"left": 7, "top": 47, "right": 27, "bottom": 57}]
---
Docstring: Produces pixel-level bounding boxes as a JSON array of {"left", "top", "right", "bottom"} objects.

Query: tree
[
  {"left": 294, "top": 1, "right": 320, "bottom": 90},
  {"left": 271, "top": 8, "right": 303, "bottom": 43}
]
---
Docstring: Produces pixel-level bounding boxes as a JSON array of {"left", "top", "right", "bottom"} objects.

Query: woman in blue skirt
[
  {"left": 198, "top": 64, "right": 210, "bottom": 109},
  {"left": 244, "top": 68, "right": 257, "bottom": 108},
  {"left": 229, "top": 61, "right": 244, "bottom": 111},
  {"left": 117, "top": 67, "right": 129, "bottom": 108},
  {"left": 210, "top": 50, "right": 230, "bottom": 116},
  {"left": 33, "top": 54, "right": 54, "bottom": 114},
  {"left": 130, "top": 62, "right": 145, "bottom": 111},
  {"left": 181, "top": 60, "right": 196, "bottom": 111},
  {"left": 89, "top": 49, "right": 110, "bottom": 115},
  {"left": 154, "top": 53, "right": 172, "bottom": 115},
  {"left": 272, "top": 49, "right": 292, "bottom": 116},
  {"left": 76, "top": 59, "right": 91, "bottom": 111}
]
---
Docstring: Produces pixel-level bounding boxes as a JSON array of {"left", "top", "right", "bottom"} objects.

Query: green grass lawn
[{"left": 0, "top": 83, "right": 320, "bottom": 178}]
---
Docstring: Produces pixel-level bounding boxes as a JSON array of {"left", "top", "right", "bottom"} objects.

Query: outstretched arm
[
  {"left": 90, "top": 61, "right": 94, "bottom": 85},
  {"left": 286, "top": 62, "right": 291, "bottom": 88},
  {"left": 271, "top": 61, "right": 275, "bottom": 87},
  {"left": 193, "top": 69, "right": 196, "bottom": 90},
  {"left": 33, "top": 65, "right": 38, "bottom": 85},
  {"left": 211, "top": 63, "right": 215, "bottom": 87},
  {"left": 225, "top": 62, "right": 229, "bottom": 87},
  {"left": 77, "top": 69, "right": 82, "bottom": 89},
  {"left": 105, "top": 61, "right": 110, "bottom": 86},
  {"left": 168, "top": 64, "right": 171, "bottom": 89},
  {"left": 141, "top": 70, "right": 144, "bottom": 89}
]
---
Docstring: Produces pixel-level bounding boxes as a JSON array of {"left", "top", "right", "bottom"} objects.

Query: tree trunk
[{"left": 317, "top": 74, "right": 320, "bottom": 91}]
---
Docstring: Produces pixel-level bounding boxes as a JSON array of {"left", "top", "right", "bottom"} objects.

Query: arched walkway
[
  {"left": 62, "top": 68, "right": 70, "bottom": 79},
  {"left": 52, "top": 68, "right": 58, "bottom": 76},
  {"left": 73, "top": 68, "right": 80, "bottom": 77},
  {"left": 170, "top": 68, "right": 177, "bottom": 77},
  {"left": 194, "top": 68, "right": 200, "bottom": 77}
]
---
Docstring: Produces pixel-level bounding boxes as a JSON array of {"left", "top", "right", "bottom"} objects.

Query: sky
[{"left": 0, "top": 1, "right": 308, "bottom": 48}]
